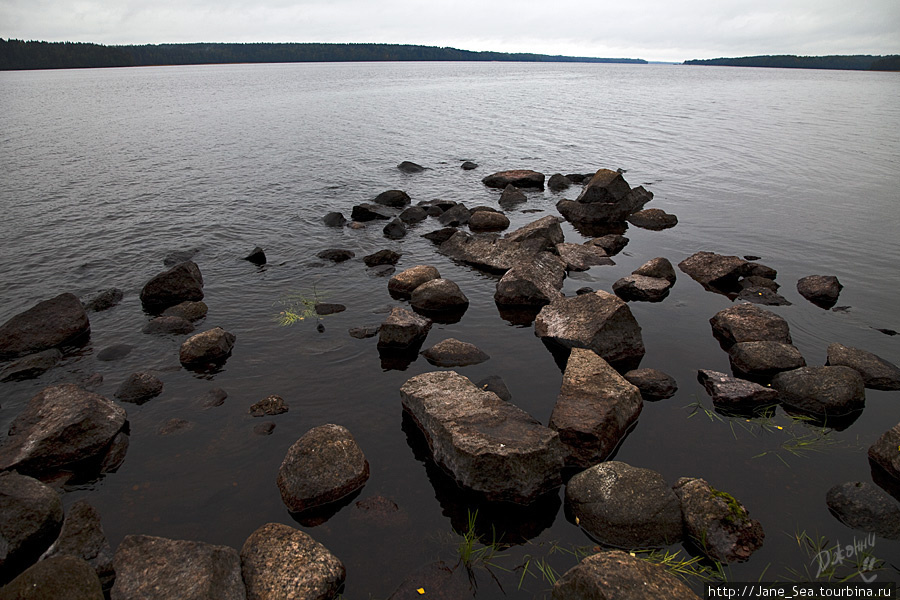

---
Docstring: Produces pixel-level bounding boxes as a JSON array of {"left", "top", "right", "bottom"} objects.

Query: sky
[{"left": 1, "top": 0, "right": 899, "bottom": 63}]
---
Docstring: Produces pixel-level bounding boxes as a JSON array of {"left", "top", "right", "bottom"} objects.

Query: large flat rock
[{"left": 0, "top": 293, "right": 90, "bottom": 360}]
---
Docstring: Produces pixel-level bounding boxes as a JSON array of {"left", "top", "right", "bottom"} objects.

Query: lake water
[{"left": 1, "top": 61, "right": 899, "bottom": 596}]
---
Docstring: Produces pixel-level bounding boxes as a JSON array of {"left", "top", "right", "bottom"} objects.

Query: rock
[
  {"left": 499, "top": 184, "right": 527, "bottom": 207},
  {"left": 277, "top": 424, "right": 369, "bottom": 513},
  {"left": 421, "top": 338, "right": 489, "bottom": 367},
  {"left": 678, "top": 252, "right": 750, "bottom": 292},
  {"left": 162, "top": 301, "right": 208, "bottom": 321},
  {"left": 322, "top": 211, "right": 347, "bottom": 227},
  {"left": 163, "top": 248, "right": 199, "bottom": 266},
  {"left": 697, "top": 370, "right": 779, "bottom": 409},
  {"left": 826, "top": 342, "right": 900, "bottom": 390},
  {"left": 367, "top": 264, "right": 395, "bottom": 277},
  {"left": 350, "top": 203, "right": 394, "bottom": 221},
  {"left": 364, "top": 249, "right": 402, "bottom": 267},
  {"left": 82, "top": 288, "right": 124, "bottom": 312},
  {"left": 349, "top": 326, "right": 380, "bottom": 339},
  {"left": 709, "top": 303, "right": 793, "bottom": 348},
  {"left": 373, "top": 189, "right": 412, "bottom": 207},
  {"left": 555, "top": 243, "right": 614, "bottom": 271},
  {"left": 797, "top": 275, "right": 843, "bottom": 308},
  {"left": 158, "top": 418, "right": 194, "bottom": 436},
  {"left": 41, "top": 500, "right": 115, "bottom": 589},
  {"left": 826, "top": 482, "right": 900, "bottom": 539},
  {"left": 178, "top": 327, "right": 236, "bottom": 367},
  {"left": 421, "top": 227, "right": 458, "bottom": 245},
  {"left": 547, "top": 173, "right": 571, "bottom": 191},
  {"left": 0, "top": 348, "right": 62, "bottom": 382},
  {"left": 623, "top": 368, "right": 678, "bottom": 400},
  {"left": 868, "top": 423, "right": 900, "bottom": 482},
  {"left": 314, "top": 303, "right": 346, "bottom": 315},
  {"left": 387, "top": 561, "right": 472, "bottom": 600},
  {"left": 482, "top": 169, "right": 545, "bottom": 189},
  {"left": 627, "top": 208, "right": 678, "bottom": 230},
  {"left": 96, "top": 344, "right": 133, "bottom": 362},
  {"left": 633, "top": 257, "right": 676, "bottom": 283},
  {"left": 505, "top": 215, "right": 565, "bottom": 252},
  {"left": 253, "top": 421, "right": 276, "bottom": 435},
  {"left": 468, "top": 210, "right": 510, "bottom": 232},
  {"left": 110, "top": 534, "right": 245, "bottom": 600},
  {"left": 612, "top": 275, "right": 672, "bottom": 302},
  {"left": 585, "top": 234, "right": 629, "bottom": 256},
  {"left": 243, "top": 246, "right": 266, "bottom": 265},
  {"left": 241, "top": 522, "right": 345, "bottom": 600},
  {"left": 740, "top": 275, "right": 780, "bottom": 292},
  {"left": 398, "top": 205, "right": 428, "bottom": 224},
  {"left": 728, "top": 341, "right": 806, "bottom": 379},
  {"left": 401, "top": 371, "right": 563, "bottom": 503},
  {"left": 534, "top": 291, "right": 645, "bottom": 368},
  {"left": 0, "top": 384, "right": 126, "bottom": 475},
  {"left": 461, "top": 161, "right": 478, "bottom": 170},
  {"left": 552, "top": 550, "right": 702, "bottom": 600},
  {"left": 114, "top": 372, "right": 164, "bottom": 404},
  {"left": 139, "top": 262, "right": 204, "bottom": 312},
  {"left": 746, "top": 262, "right": 778, "bottom": 280},
  {"left": 0, "top": 293, "right": 90, "bottom": 360},
  {"left": 494, "top": 252, "right": 566, "bottom": 307},
  {"left": 557, "top": 186, "right": 652, "bottom": 224},
  {"left": 199, "top": 387, "right": 227, "bottom": 408},
  {"left": 378, "top": 307, "right": 432, "bottom": 349},
  {"left": 549, "top": 349, "right": 643, "bottom": 467},
  {"left": 674, "top": 478, "right": 764, "bottom": 563},
  {"left": 439, "top": 233, "right": 538, "bottom": 274},
  {"left": 249, "top": 395, "right": 289, "bottom": 417},
  {"left": 383, "top": 218, "right": 408, "bottom": 240},
  {"left": 565, "top": 461, "right": 683, "bottom": 547},
  {"left": 736, "top": 286, "right": 792, "bottom": 306},
  {"left": 0, "top": 555, "right": 104, "bottom": 599},
  {"left": 410, "top": 279, "right": 469, "bottom": 312},
  {"left": 142, "top": 315, "right": 195, "bottom": 335},
  {"left": 475, "top": 375, "right": 512, "bottom": 402},
  {"left": 771, "top": 366, "right": 865, "bottom": 417},
  {"left": 388, "top": 265, "right": 441, "bottom": 298},
  {"left": 576, "top": 287, "right": 594, "bottom": 295},
  {"left": 397, "top": 161, "right": 425, "bottom": 173},
  {"left": 575, "top": 169, "right": 632, "bottom": 204},
  {"left": 0, "top": 471, "right": 63, "bottom": 583},
  {"left": 437, "top": 203, "right": 471, "bottom": 226},
  {"left": 317, "top": 248, "right": 355, "bottom": 263}
]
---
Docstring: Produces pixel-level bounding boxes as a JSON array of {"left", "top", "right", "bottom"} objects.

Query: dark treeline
[
  {"left": 684, "top": 54, "right": 900, "bottom": 71},
  {"left": 0, "top": 38, "right": 646, "bottom": 70}
]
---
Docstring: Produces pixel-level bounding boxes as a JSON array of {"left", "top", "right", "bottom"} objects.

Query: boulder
[
  {"left": 678, "top": 252, "right": 750, "bottom": 292},
  {"left": 363, "top": 249, "right": 402, "bottom": 267},
  {"left": 547, "top": 173, "right": 571, "bottom": 192},
  {"left": 727, "top": 341, "right": 806, "bottom": 379},
  {"left": 673, "top": 477, "right": 765, "bottom": 563},
  {"left": 377, "top": 307, "right": 432, "bottom": 349},
  {"left": 623, "top": 368, "right": 678, "bottom": 400},
  {"left": 771, "top": 366, "right": 865, "bottom": 417},
  {"left": 868, "top": 423, "right": 900, "bottom": 482},
  {"left": 0, "top": 348, "right": 62, "bottom": 382},
  {"left": 0, "top": 384, "right": 126, "bottom": 475},
  {"left": 0, "top": 471, "right": 63, "bottom": 583},
  {"left": 110, "top": 535, "right": 245, "bottom": 600},
  {"left": 0, "top": 555, "right": 104, "bottom": 600},
  {"left": 709, "top": 303, "right": 792, "bottom": 348},
  {"left": 277, "top": 424, "right": 369, "bottom": 513},
  {"left": 498, "top": 184, "right": 527, "bottom": 207},
  {"left": 114, "top": 372, "right": 164, "bottom": 404},
  {"left": 383, "top": 218, "right": 407, "bottom": 240},
  {"left": 797, "top": 275, "right": 843, "bottom": 308},
  {"left": 468, "top": 210, "right": 510, "bottom": 232},
  {"left": 461, "top": 161, "right": 478, "bottom": 170},
  {"left": 400, "top": 370, "right": 564, "bottom": 503},
  {"left": 740, "top": 275, "right": 780, "bottom": 292},
  {"left": 549, "top": 349, "right": 643, "bottom": 467},
  {"left": 534, "top": 291, "right": 645, "bottom": 367},
  {"left": 421, "top": 227, "right": 458, "bottom": 245},
  {"left": 612, "top": 274, "right": 672, "bottom": 302},
  {"left": 575, "top": 169, "right": 632, "bottom": 204},
  {"left": 41, "top": 500, "right": 115, "bottom": 589},
  {"left": 0, "top": 293, "right": 90, "bottom": 360},
  {"left": 746, "top": 262, "right": 777, "bottom": 279},
  {"left": 410, "top": 279, "right": 469, "bottom": 313},
  {"left": 627, "top": 208, "right": 678, "bottom": 230},
  {"left": 697, "top": 370, "right": 779, "bottom": 408},
  {"left": 178, "top": 327, "right": 236, "bottom": 367},
  {"left": 552, "top": 550, "right": 701, "bottom": 600},
  {"left": 437, "top": 203, "right": 471, "bottom": 226},
  {"left": 241, "top": 523, "right": 345, "bottom": 600},
  {"left": 504, "top": 215, "right": 565, "bottom": 252},
  {"left": 633, "top": 257, "right": 676, "bottom": 283},
  {"left": 440, "top": 233, "right": 540, "bottom": 274},
  {"left": 494, "top": 252, "right": 566, "bottom": 307},
  {"left": 350, "top": 203, "right": 394, "bottom": 221},
  {"left": 482, "top": 169, "right": 545, "bottom": 189},
  {"left": 826, "top": 482, "right": 900, "bottom": 539},
  {"left": 565, "top": 461, "right": 683, "bottom": 547},
  {"left": 82, "top": 288, "right": 124, "bottom": 312},
  {"left": 249, "top": 395, "right": 289, "bottom": 417},
  {"left": 475, "top": 375, "right": 512, "bottom": 402},
  {"left": 556, "top": 187, "right": 652, "bottom": 224},
  {"left": 139, "top": 262, "right": 204, "bottom": 312},
  {"left": 585, "top": 234, "right": 629, "bottom": 256},
  {"left": 142, "top": 315, "right": 195, "bottom": 335},
  {"left": 161, "top": 301, "right": 208, "bottom": 321},
  {"left": 421, "top": 338, "right": 490, "bottom": 367},
  {"left": 397, "top": 161, "right": 425, "bottom": 173},
  {"left": 388, "top": 265, "right": 441, "bottom": 298},
  {"left": 243, "top": 246, "right": 266, "bottom": 265},
  {"left": 555, "top": 243, "right": 614, "bottom": 271},
  {"left": 826, "top": 343, "right": 900, "bottom": 390},
  {"left": 398, "top": 205, "right": 428, "bottom": 224},
  {"left": 373, "top": 189, "right": 412, "bottom": 207},
  {"left": 322, "top": 211, "right": 347, "bottom": 227}
]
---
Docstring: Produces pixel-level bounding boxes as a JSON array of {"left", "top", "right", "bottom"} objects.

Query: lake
[{"left": 1, "top": 61, "right": 899, "bottom": 597}]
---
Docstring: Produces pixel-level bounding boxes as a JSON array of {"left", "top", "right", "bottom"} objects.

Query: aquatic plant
[{"left": 273, "top": 286, "right": 325, "bottom": 326}]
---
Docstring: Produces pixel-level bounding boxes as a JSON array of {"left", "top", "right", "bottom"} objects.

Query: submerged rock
[
  {"left": 499, "top": 184, "right": 527, "bottom": 207},
  {"left": 364, "top": 249, "right": 402, "bottom": 267},
  {"left": 623, "top": 368, "right": 678, "bottom": 400},
  {"left": 421, "top": 338, "right": 490, "bottom": 367},
  {"left": 140, "top": 261, "right": 204, "bottom": 312},
  {"left": 82, "top": 288, "right": 124, "bottom": 313},
  {"left": 162, "top": 301, "right": 208, "bottom": 322},
  {"left": 249, "top": 394, "right": 289, "bottom": 417},
  {"left": 826, "top": 342, "right": 900, "bottom": 390},
  {"left": 553, "top": 550, "right": 701, "bottom": 600},
  {"left": 482, "top": 169, "right": 545, "bottom": 189},
  {"left": 736, "top": 286, "right": 792, "bottom": 306},
  {"left": 322, "top": 211, "right": 347, "bottom": 227},
  {"left": 142, "top": 315, "right": 195, "bottom": 335},
  {"left": 461, "top": 161, "right": 478, "bottom": 170},
  {"left": 797, "top": 275, "right": 843, "bottom": 308},
  {"left": 771, "top": 366, "right": 865, "bottom": 417},
  {"left": 697, "top": 370, "right": 779, "bottom": 409},
  {"left": 397, "top": 161, "right": 425, "bottom": 173},
  {"left": 0, "top": 348, "right": 63, "bottom": 382},
  {"left": 709, "top": 303, "right": 793, "bottom": 348},
  {"left": 373, "top": 189, "right": 412, "bottom": 207},
  {"left": 41, "top": 500, "right": 115, "bottom": 589},
  {"left": 114, "top": 372, "right": 164, "bottom": 404},
  {"left": 243, "top": 246, "right": 266, "bottom": 265},
  {"left": 0, "top": 293, "right": 90, "bottom": 360},
  {"left": 351, "top": 203, "right": 394, "bottom": 221},
  {"left": 316, "top": 248, "right": 355, "bottom": 262},
  {"left": 826, "top": 482, "right": 900, "bottom": 539},
  {"left": 0, "top": 471, "right": 64, "bottom": 584}
]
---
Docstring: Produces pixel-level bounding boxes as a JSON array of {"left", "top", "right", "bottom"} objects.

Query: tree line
[
  {"left": 683, "top": 54, "right": 900, "bottom": 71},
  {"left": 0, "top": 39, "right": 647, "bottom": 70}
]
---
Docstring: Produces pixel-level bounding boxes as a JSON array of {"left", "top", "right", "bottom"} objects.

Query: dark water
[{"left": 1, "top": 62, "right": 899, "bottom": 597}]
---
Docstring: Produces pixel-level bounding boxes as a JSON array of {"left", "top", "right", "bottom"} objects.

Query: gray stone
[
  {"left": 679, "top": 252, "right": 750, "bottom": 291},
  {"left": 178, "top": 327, "right": 236, "bottom": 367},
  {"left": 826, "top": 343, "right": 900, "bottom": 390},
  {"left": 585, "top": 234, "right": 628, "bottom": 256},
  {"left": 410, "top": 279, "right": 469, "bottom": 312},
  {"left": 377, "top": 307, "right": 432, "bottom": 349},
  {"left": 0, "top": 348, "right": 62, "bottom": 382},
  {"left": 253, "top": 422, "right": 276, "bottom": 435},
  {"left": 494, "top": 252, "right": 566, "bottom": 307},
  {"left": 437, "top": 203, "right": 471, "bottom": 226},
  {"left": 421, "top": 338, "right": 489, "bottom": 367},
  {"left": 277, "top": 424, "right": 369, "bottom": 513},
  {"left": 482, "top": 169, "right": 545, "bottom": 189},
  {"left": 697, "top": 370, "right": 779, "bottom": 408},
  {"left": 556, "top": 187, "right": 652, "bottom": 224},
  {"left": 736, "top": 286, "right": 792, "bottom": 306},
  {"left": 461, "top": 161, "right": 478, "bottom": 170},
  {"left": 771, "top": 366, "right": 865, "bottom": 417},
  {"left": 728, "top": 341, "right": 806, "bottom": 379},
  {"left": 746, "top": 262, "right": 777, "bottom": 279},
  {"left": 0, "top": 293, "right": 90, "bottom": 360},
  {"left": 244, "top": 246, "right": 266, "bottom": 265},
  {"left": 322, "top": 211, "right": 346, "bottom": 227},
  {"left": 397, "top": 161, "right": 425, "bottom": 173},
  {"left": 158, "top": 418, "right": 194, "bottom": 436},
  {"left": 0, "top": 555, "right": 103, "bottom": 600},
  {"left": 549, "top": 349, "right": 643, "bottom": 467},
  {"left": 633, "top": 257, "right": 676, "bottom": 283},
  {"left": 316, "top": 248, "right": 355, "bottom": 262},
  {"left": 826, "top": 482, "right": 900, "bottom": 539},
  {"left": 868, "top": 423, "right": 900, "bottom": 482},
  {"left": 555, "top": 243, "right": 614, "bottom": 271},
  {"left": 162, "top": 301, "right": 208, "bottom": 322},
  {"left": 83, "top": 288, "right": 124, "bottom": 313},
  {"left": 199, "top": 387, "right": 228, "bottom": 408},
  {"left": 440, "top": 233, "right": 538, "bottom": 274},
  {"left": 623, "top": 368, "right": 678, "bottom": 400},
  {"left": 96, "top": 344, "right": 133, "bottom": 362},
  {"left": 627, "top": 208, "right": 678, "bottom": 230},
  {"left": 422, "top": 227, "right": 458, "bottom": 245},
  {"left": 504, "top": 215, "right": 565, "bottom": 252},
  {"left": 468, "top": 210, "right": 510, "bottom": 232},
  {"left": 383, "top": 218, "right": 407, "bottom": 240},
  {"left": 110, "top": 535, "right": 245, "bottom": 600},
  {"left": 0, "top": 472, "right": 63, "bottom": 584},
  {"left": 387, "top": 561, "right": 472, "bottom": 600},
  {"left": 740, "top": 275, "right": 780, "bottom": 292},
  {"left": 142, "top": 315, "right": 195, "bottom": 335},
  {"left": 547, "top": 173, "right": 571, "bottom": 191},
  {"left": 499, "top": 184, "right": 527, "bottom": 207},
  {"left": 709, "top": 303, "right": 793, "bottom": 348},
  {"left": 114, "top": 372, "right": 164, "bottom": 404},
  {"left": 373, "top": 189, "right": 411, "bottom": 207},
  {"left": 350, "top": 203, "right": 394, "bottom": 221},
  {"left": 575, "top": 169, "right": 632, "bottom": 204},
  {"left": 398, "top": 205, "right": 428, "bottom": 224},
  {"left": 363, "top": 249, "right": 402, "bottom": 267},
  {"left": 387, "top": 265, "right": 441, "bottom": 298},
  {"left": 475, "top": 375, "right": 512, "bottom": 402},
  {"left": 612, "top": 274, "right": 672, "bottom": 302},
  {"left": 139, "top": 261, "right": 204, "bottom": 312},
  {"left": 400, "top": 370, "right": 564, "bottom": 504},
  {"left": 249, "top": 395, "right": 289, "bottom": 417},
  {"left": 565, "top": 461, "right": 683, "bottom": 548},
  {"left": 349, "top": 326, "right": 380, "bottom": 339},
  {"left": 314, "top": 303, "right": 345, "bottom": 315},
  {"left": 41, "top": 500, "right": 114, "bottom": 589},
  {"left": 797, "top": 275, "right": 843, "bottom": 308}
]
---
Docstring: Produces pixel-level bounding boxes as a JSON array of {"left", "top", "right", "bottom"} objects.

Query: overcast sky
[{"left": 2, "top": 0, "right": 898, "bottom": 62}]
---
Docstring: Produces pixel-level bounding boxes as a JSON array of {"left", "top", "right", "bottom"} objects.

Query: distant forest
[
  {"left": 0, "top": 39, "right": 647, "bottom": 70},
  {"left": 684, "top": 54, "right": 900, "bottom": 71}
]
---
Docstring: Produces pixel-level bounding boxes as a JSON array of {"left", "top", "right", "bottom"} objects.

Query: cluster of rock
[
  {"left": 556, "top": 169, "right": 659, "bottom": 227},
  {"left": 612, "top": 257, "right": 677, "bottom": 302}
]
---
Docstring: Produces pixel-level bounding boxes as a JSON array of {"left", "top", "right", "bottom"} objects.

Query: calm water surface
[{"left": 1, "top": 62, "right": 899, "bottom": 597}]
